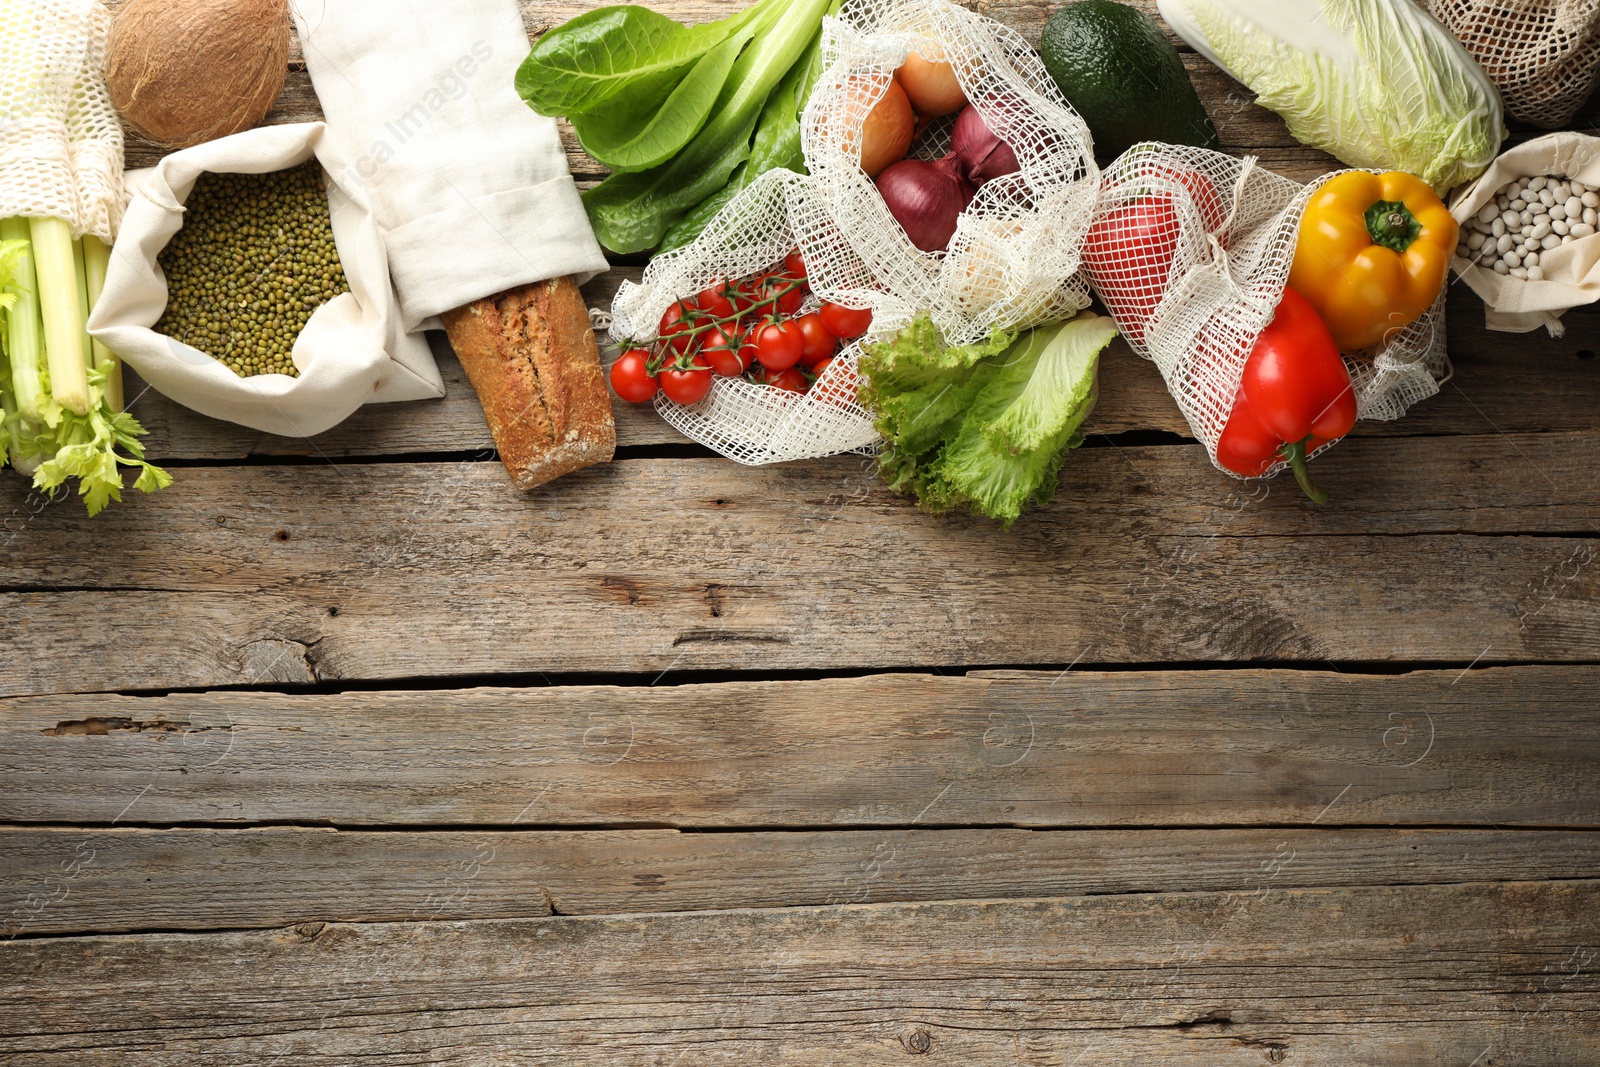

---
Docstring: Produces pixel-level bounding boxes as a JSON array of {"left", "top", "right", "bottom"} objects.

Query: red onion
[
  {"left": 875, "top": 154, "right": 974, "bottom": 252},
  {"left": 952, "top": 105, "right": 1020, "bottom": 187}
]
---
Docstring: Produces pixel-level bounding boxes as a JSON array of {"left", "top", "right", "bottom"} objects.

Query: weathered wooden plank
[
  {"left": 2, "top": 430, "right": 1599, "bottom": 692},
  {"left": 3, "top": 668, "right": 1596, "bottom": 827},
  {"left": 4, "top": 825, "right": 1596, "bottom": 936},
  {"left": 2, "top": 881, "right": 1596, "bottom": 1063}
]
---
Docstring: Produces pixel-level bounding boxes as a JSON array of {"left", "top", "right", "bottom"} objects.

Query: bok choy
[
  {"left": 518, "top": 0, "right": 840, "bottom": 253},
  {"left": 1158, "top": 0, "right": 1505, "bottom": 193}
]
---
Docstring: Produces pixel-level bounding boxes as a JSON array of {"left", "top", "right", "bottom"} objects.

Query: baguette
[{"left": 442, "top": 276, "right": 616, "bottom": 489}]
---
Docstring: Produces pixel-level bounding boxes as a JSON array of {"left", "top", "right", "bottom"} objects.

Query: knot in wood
[{"left": 900, "top": 1026, "right": 933, "bottom": 1055}]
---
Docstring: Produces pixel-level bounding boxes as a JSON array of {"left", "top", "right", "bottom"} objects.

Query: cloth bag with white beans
[{"left": 1450, "top": 132, "right": 1600, "bottom": 337}]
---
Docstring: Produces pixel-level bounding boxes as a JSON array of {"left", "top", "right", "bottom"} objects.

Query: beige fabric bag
[
  {"left": 88, "top": 123, "right": 444, "bottom": 437},
  {"left": 1449, "top": 132, "right": 1600, "bottom": 337}
]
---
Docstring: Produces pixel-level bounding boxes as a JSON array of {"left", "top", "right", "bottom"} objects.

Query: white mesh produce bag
[
  {"left": 609, "top": 168, "right": 880, "bottom": 466},
  {"left": 610, "top": 0, "right": 1103, "bottom": 466},
  {"left": 1429, "top": 0, "right": 1600, "bottom": 130},
  {"left": 0, "top": 0, "right": 123, "bottom": 241},
  {"left": 1082, "top": 144, "right": 1449, "bottom": 477},
  {"left": 798, "top": 0, "right": 1099, "bottom": 347}
]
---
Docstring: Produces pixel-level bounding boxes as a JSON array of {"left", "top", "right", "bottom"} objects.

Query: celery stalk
[
  {"left": 80, "top": 236, "right": 120, "bottom": 413},
  {"left": 0, "top": 218, "right": 56, "bottom": 426},
  {"left": 29, "top": 216, "right": 89, "bottom": 415}
]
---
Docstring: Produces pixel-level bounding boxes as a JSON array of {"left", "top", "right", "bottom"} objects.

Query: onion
[
  {"left": 858, "top": 79, "right": 916, "bottom": 178},
  {"left": 951, "top": 106, "right": 1021, "bottom": 187},
  {"left": 896, "top": 53, "right": 967, "bottom": 117},
  {"left": 875, "top": 154, "right": 974, "bottom": 252}
]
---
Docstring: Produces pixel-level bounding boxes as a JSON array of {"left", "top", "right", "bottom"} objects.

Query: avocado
[{"left": 1040, "top": 0, "right": 1219, "bottom": 159}]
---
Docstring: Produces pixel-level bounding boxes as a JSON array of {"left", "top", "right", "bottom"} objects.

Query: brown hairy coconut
[{"left": 106, "top": 0, "right": 291, "bottom": 149}]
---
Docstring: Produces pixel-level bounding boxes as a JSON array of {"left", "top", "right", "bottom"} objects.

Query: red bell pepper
[{"left": 1215, "top": 286, "right": 1357, "bottom": 504}]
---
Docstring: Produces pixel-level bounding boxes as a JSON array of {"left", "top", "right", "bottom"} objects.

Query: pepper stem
[
  {"left": 1279, "top": 437, "right": 1329, "bottom": 505},
  {"left": 1364, "top": 198, "right": 1422, "bottom": 254}
]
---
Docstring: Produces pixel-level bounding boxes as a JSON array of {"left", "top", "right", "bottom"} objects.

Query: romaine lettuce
[{"left": 860, "top": 311, "right": 1118, "bottom": 527}]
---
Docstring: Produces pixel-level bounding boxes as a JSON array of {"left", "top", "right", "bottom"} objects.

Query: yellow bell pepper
[{"left": 1288, "top": 171, "right": 1458, "bottom": 352}]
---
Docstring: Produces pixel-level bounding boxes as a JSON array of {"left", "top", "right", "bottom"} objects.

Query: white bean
[
  {"left": 1553, "top": 219, "right": 1570, "bottom": 235},
  {"left": 1543, "top": 233, "right": 1563, "bottom": 249},
  {"left": 1552, "top": 204, "right": 1568, "bottom": 221},
  {"left": 1586, "top": 208, "right": 1598, "bottom": 226},
  {"left": 1524, "top": 250, "right": 1539, "bottom": 267},
  {"left": 1530, "top": 220, "right": 1551, "bottom": 240},
  {"left": 1556, "top": 181, "right": 1572, "bottom": 199},
  {"left": 1468, "top": 230, "right": 1486, "bottom": 249},
  {"left": 1521, "top": 210, "right": 1533, "bottom": 226},
  {"left": 1511, "top": 267, "right": 1529, "bottom": 279},
  {"left": 1510, "top": 198, "right": 1526, "bottom": 211},
  {"left": 1583, "top": 191, "right": 1600, "bottom": 209},
  {"left": 1540, "top": 188, "right": 1557, "bottom": 206},
  {"left": 1504, "top": 249, "right": 1522, "bottom": 267},
  {"left": 1572, "top": 222, "right": 1596, "bottom": 238},
  {"left": 1573, "top": 181, "right": 1588, "bottom": 195},
  {"left": 1497, "top": 233, "right": 1514, "bottom": 252},
  {"left": 1494, "top": 260, "right": 1510, "bottom": 274},
  {"left": 1530, "top": 175, "right": 1548, "bottom": 191},
  {"left": 1529, "top": 265, "right": 1545, "bottom": 281},
  {"left": 1479, "top": 204, "right": 1501, "bottom": 224},
  {"left": 1567, "top": 196, "right": 1584, "bottom": 216},
  {"left": 1503, "top": 210, "right": 1521, "bottom": 228},
  {"left": 1492, "top": 218, "right": 1507, "bottom": 237}
]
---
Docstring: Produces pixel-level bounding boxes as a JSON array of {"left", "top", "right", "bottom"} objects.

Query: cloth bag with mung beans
[
  {"left": 1449, "top": 132, "right": 1600, "bottom": 337},
  {"left": 90, "top": 122, "right": 444, "bottom": 437}
]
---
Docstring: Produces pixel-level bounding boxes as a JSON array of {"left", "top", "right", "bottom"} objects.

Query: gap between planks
[{"left": 2, "top": 825, "right": 1597, "bottom": 937}]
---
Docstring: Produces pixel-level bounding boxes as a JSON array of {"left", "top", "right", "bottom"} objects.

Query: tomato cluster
[{"left": 609, "top": 250, "right": 874, "bottom": 406}]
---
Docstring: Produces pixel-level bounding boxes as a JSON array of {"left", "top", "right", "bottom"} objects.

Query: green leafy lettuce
[{"left": 861, "top": 312, "right": 1119, "bottom": 527}]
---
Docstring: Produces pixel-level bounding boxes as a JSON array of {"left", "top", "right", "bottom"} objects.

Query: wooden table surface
[{"left": 4, "top": 1, "right": 1599, "bottom": 1062}]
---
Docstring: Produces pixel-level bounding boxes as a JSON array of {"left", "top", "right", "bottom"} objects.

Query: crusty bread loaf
[{"left": 442, "top": 276, "right": 616, "bottom": 490}]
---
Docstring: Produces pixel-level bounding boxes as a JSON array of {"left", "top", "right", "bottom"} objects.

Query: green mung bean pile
[{"left": 156, "top": 162, "right": 349, "bottom": 378}]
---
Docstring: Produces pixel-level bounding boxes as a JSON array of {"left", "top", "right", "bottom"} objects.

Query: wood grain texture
[
  {"left": 3, "top": 881, "right": 1596, "bottom": 1063},
  {"left": 2, "top": 433, "right": 1599, "bottom": 693},
  {"left": 4, "top": 825, "right": 1595, "bottom": 936},
  {"left": 3, "top": 668, "right": 1596, "bottom": 828}
]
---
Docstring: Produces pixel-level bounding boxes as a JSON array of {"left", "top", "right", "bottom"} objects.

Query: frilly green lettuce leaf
[{"left": 859, "top": 311, "right": 1118, "bottom": 527}]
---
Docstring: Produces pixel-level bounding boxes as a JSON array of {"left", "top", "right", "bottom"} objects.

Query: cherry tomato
[
  {"left": 750, "top": 365, "right": 809, "bottom": 393},
  {"left": 696, "top": 284, "right": 736, "bottom": 322},
  {"left": 659, "top": 357, "right": 713, "bottom": 405},
  {"left": 769, "top": 368, "right": 809, "bottom": 393},
  {"left": 755, "top": 270, "right": 804, "bottom": 315},
  {"left": 726, "top": 278, "right": 761, "bottom": 316},
  {"left": 809, "top": 358, "right": 860, "bottom": 404},
  {"left": 609, "top": 349, "right": 658, "bottom": 403},
  {"left": 755, "top": 320, "right": 804, "bottom": 370},
  {"left": 818, "top": 301, "right": 873, "bottom": 339},
  {"left": 784, "top": 249, "right": 807, "bottom": 281},
  {"left": 795, "top": 313, "right": 836, "bottom": 367},
  {"left": 735, "top": 330, "right": 759, "bottom": 371},
  {"left": 658, "top": 299, "right": 698, "bottom": 354},
  {"left": 700, "top": 328, "right": 744, "bottom": 377}
]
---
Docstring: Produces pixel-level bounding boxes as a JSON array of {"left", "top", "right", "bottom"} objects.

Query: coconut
[{"left": 106, "top": 0, "right": 291, "bottom": 149}]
